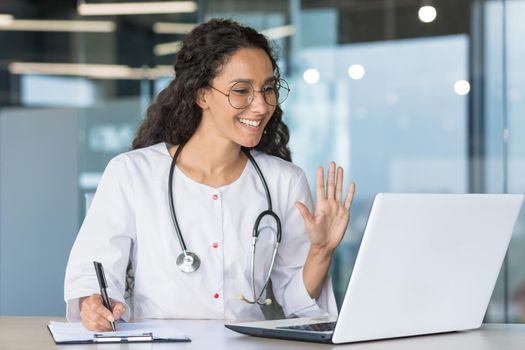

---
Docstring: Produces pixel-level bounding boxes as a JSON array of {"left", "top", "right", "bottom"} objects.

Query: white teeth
[{"left": 238, "top": 118, "right": 261, "bottom": 127}]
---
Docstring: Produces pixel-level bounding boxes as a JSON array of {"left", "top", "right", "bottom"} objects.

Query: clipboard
[{"left": 47, "top": 321, "right": 191, "bottom": 344}]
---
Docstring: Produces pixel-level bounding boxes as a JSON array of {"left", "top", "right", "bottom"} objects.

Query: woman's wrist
[
  {"left": 303, "top": 246, "right": 334, "bottom": 299},
  {"left": 309, "top": 243, "right": 336, "bottom": 260},
  {"left": 79, "top": 296, "right": 88, "bottom": 310}
]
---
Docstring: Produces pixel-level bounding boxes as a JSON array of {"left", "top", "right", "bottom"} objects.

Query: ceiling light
[
  {"left": 418, "top": 6, "right": 437, "bottom": 23},
  {"left": 153, "top": 22, "right": 196, "bottom": 34},
  {"left": 154, "top": 41, "right": 184, "bottom": 56},
  {"left": 303, "top": 69, "right": 320, "bottom": 84},
  {"left": 0, "top": 19, "right": 115, "bottom": 32},
  {"left": 0, "top": 14, "right": 14, "bottom": 25},
  {"left": 261, "top": 25, "right": 294, "bottom": 40},
  {"left": 8, "top": 62, "right": 173, "bottom": 80},
  {"left": 347, "top": 64, "right": 365, "bottom": 80},
  {"left": 454, "top": 80, "right": 470, "bottom": 95},
  {"left": 78, "top": 1, "right": 197, "bottom": 16}
]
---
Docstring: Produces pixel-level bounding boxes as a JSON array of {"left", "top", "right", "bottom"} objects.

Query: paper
[{"left": 48, "top": 320, "right": 190, "bottom": 343}]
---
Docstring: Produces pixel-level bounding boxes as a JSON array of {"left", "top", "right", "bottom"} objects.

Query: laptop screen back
[{"left": 333, "top": 193, "right": 523, "bottom": 343}]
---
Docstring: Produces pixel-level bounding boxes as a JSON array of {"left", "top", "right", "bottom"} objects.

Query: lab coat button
[
  {"left": 212, "top": 194, "right": 219, "bottom": 200},
  {"left": 212, "top": 242, "right": 219, "bottom": 248},
  {"left": 213, "top": 293, "right": 220, "bottom": 299}
]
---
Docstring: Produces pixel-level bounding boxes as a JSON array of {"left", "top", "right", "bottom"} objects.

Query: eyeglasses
[{"left": 210, "top": 78, "right": 290, "bottom": 109}]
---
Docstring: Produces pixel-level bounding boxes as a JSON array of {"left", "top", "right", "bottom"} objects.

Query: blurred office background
[{"left": 0, "top": 0, "right": 524, "bottom": 322}]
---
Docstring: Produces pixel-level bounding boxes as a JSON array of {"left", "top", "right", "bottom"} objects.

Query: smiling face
[{"left": 196, "top": 47, "right": 277, "bottom": 148}]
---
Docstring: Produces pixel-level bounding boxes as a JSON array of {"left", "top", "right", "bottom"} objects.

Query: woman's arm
[
  {"left": 64, "top": 156, "right": 136, "bottom": 327},
  {"left": 296, "top": 162, "right": 356, "bottom": 299}
]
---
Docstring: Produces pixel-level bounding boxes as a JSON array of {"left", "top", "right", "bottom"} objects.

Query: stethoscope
[{"left": 168, "top": 142, "right": 282, "bottom": 305}]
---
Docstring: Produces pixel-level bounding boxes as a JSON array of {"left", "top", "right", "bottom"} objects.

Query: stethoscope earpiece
[{"left": 239, "top": 293, "right": 273, "bottom": 306}]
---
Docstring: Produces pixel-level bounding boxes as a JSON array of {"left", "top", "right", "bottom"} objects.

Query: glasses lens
[
  {"left": 227, "top": 79, "right": 290, "bottom": 108},
  {"left": 229, "top": 82, "right": 254, "bottom": 109},
  {"left": 275, "top": 79, "right": 290, "bottom": 105}
]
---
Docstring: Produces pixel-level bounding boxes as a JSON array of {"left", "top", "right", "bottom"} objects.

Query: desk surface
[{"left": 1, "top": 317, "right": 525, "bottom": 350}]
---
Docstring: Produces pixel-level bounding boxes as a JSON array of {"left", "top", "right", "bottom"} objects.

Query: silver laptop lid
[{"left": 333, "top": 193, "right": 523, "bottom": 343}]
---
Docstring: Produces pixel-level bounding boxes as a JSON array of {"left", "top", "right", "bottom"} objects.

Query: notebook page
[{"left": 48, "top": 320, "right": 189, "bottom": 342}]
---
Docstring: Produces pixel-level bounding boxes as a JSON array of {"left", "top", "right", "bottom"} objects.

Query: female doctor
[{"left": 64, "top": 19, "right": 355, "bottom": 331}]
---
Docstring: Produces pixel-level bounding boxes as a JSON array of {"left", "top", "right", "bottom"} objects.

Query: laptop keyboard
[{"left": 277, "top": 321, "right": 336, "bottom": 332}]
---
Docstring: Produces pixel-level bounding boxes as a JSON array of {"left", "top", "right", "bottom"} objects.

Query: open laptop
[{"left": 226, "top": 193, "right": 524, "bottom": 344}]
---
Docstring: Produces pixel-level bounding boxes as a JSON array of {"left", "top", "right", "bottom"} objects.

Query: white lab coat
[{"left": 64, "top": 142, "right": 337, "bottom": 322}]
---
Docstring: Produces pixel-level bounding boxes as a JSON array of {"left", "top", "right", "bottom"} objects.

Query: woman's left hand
[{"left": 296, "top": 162, "right": 355, "bottom": 253}]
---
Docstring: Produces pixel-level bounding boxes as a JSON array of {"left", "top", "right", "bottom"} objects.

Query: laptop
[{"left": 226, "top": 193, "right": 524, "bottom": 344}]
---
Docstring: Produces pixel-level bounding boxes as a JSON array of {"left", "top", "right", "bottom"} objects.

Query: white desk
[{"left": 1, "top": 317, "right": 525, "bottom": 349}]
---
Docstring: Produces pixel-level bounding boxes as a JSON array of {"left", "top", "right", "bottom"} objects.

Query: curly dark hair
[{"left": 132, "top": 19, "right": 291, "bottom": 161}]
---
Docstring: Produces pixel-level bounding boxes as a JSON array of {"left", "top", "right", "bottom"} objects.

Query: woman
[{"left": 64, "top": 19, "right": 355, "bottom": 331}]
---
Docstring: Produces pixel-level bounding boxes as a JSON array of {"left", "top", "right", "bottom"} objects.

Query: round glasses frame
[{"left": 209, "top": 78, "right": 290, "bottom": 109}]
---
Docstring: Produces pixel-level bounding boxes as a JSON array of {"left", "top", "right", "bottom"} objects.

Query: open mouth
[{"left": 238, "top": 118, "right": 262, "bottom": 128}]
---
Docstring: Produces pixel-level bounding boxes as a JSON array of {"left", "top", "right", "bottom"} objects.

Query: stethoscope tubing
[
  {"left": 168, "top": 142, "right": 282, "bottom": 305},
  {"left": 168, "top": 142, "right": 188, "bottom": 252},
  {"left": 242, "top": 148, "right": 273, "bottom": 212},
  {"left": 169, "top": 144, "right": 283, "bottom": 252}
]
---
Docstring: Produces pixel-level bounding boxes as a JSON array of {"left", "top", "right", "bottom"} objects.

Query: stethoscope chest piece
[
  {"left": 176, "top": 251, "right": 201, "bottom": 273},
  {"left": 168, "top": 143, "right": 280, "bottom": 290}
]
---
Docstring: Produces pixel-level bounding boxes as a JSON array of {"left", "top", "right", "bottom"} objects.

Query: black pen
[{"left": 93, "top": 261, "right": 116, "bottom": 331}]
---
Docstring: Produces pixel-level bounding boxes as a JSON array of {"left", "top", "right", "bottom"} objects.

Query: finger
[
  {"left": 326, "top": 162, "right": 336, "bottom": 199},
  {"left": 335, "top": 167, "right": 343, "bottom": 202},
  {"left": 112, "top": 302, "right": 126, "bottom": 321},
  {"left": 316, "top": 166, "right": 325, "bottom": 202},
  {"left": 89, "top": 315, "right": 113, "bottom": 331},
  {"left": 80, "top": 294, "right": 114, "bottom": 331},
  {"left": 82, "top": 314, "right": 109, "bottom": 332},
  {"left": 90, "top": 299, "right": 115, "bottom": 324},
  {"left": 92, "top": 308, "right": 115, "bottom": 331},
  {"left": 81, "top": 304, "right": 113, "bottom": 331},
  {"left": 295, "top": 202, "right": 314, "bottom": 227},
  {"left": 344, "top": 182, "right": 356, "bottom": 210}
]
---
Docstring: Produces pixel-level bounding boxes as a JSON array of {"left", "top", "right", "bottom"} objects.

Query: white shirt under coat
[{"left": 64, "top": 142, "right": 337, "bottom": 322}]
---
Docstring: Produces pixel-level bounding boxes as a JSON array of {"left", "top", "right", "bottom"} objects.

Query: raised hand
[{"left": 296, "top": 162, "right": 355, "bottom": 253}]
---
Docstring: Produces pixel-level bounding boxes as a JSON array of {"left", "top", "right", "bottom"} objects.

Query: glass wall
[
  {"left": 501, "top": 0, "right": 525, "bottom": 323},
  {"left": 0, "top": 0, "right": 523, "bottom": 320},
  {"left": 483, "top": 0, "right": 525, "bottom": 323}
]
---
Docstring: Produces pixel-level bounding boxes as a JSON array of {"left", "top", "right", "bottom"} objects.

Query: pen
[{"left": 93, "top": 261, "right": 116, "bottom": 332}]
